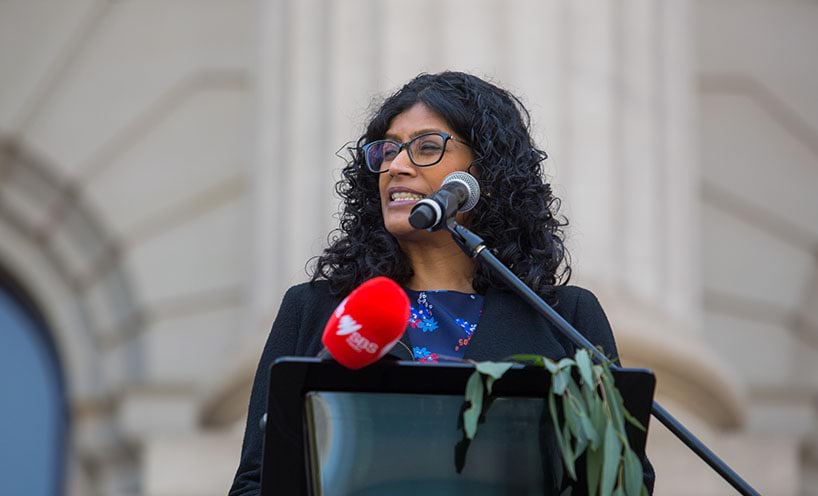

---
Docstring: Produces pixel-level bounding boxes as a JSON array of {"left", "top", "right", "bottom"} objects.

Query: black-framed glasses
[{"left": 361, "top": 132, "right": 470, "bottom": 174}]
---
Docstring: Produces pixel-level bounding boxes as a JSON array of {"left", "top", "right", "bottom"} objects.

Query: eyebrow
[{"left": 383, "top": 128, "right": 446, "bottom": 141}]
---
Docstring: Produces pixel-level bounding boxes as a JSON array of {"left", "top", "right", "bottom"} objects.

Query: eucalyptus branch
[{"left": 456, "top": 348, "right": 648, "bottom": 496}]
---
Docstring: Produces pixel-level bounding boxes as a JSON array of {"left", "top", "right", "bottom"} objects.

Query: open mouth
[{"left": 390, "top": 191, "right": 424, "bottom": 202}]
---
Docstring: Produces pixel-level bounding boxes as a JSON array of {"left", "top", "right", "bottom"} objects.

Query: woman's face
[{"left": 378, "top": 103, "right": 475, "bottom": 240}]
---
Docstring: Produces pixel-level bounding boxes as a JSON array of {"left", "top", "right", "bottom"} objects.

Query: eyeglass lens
[{"left": 365, "top": 133, "right": 447, "bottom": 172}]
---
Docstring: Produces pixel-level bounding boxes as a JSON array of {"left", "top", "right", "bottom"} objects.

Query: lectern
[{"left": 260, "top": 357, "right": 655, "bottom": 496}]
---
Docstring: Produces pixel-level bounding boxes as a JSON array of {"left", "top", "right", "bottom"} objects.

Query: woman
[{"left": 230, "top": 71, "right": 654, "bottom": 494}]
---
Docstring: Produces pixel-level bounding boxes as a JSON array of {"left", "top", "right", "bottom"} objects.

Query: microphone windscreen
[
  {"left": 321, "top": 277, "right": 410, "bottom": 369},
  {"left": 442, "top": 171, "right": 480, "bottom": 212}
]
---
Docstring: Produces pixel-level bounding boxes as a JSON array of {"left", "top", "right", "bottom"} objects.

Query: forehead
[{"left": 385, "top": 103, "right": 451, "bottom": 139}]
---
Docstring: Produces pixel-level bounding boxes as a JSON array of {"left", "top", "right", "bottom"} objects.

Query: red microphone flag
[{"left": 321, "top": 277, "right": 410, "bottom": 369}]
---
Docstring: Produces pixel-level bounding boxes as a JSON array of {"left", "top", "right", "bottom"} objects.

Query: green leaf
[
  {"left": 562, "top": 422, "right": 576, "bottom": 476},
  {"left": 548, "top": 390, "right": 562, "bottom": 433},
  {"left": 553, "top": 368, "right": 571, "bottom": 396},
  {"left": 622, "top": 407, "right": 646, "bottom": 432},
  {"left": 475, "top": 361, "right": 514, "bottom": 380},
  {"left": 581, "top": 377, "right": 596, "bottom": 413},
  {"left": 623, "top": 446, "right": 643, "bottom": 496},
  {"left": 591, "top": 396, "right": 605, "bottom": 436},
  {"left": 601, "top": 374, "right": 624, "bottom": 428},
  {"left": 565, "top": 381, "right": 599, "bottom": 451},
  {"left": 473, "top": 361, "right": 513, "bottom": 396},
  {"left": 568, "top": 395, "right": 589, "bottom": 434},
  {"left": 506, "top": 354, "right": 545, "bottom": 367},
  {"left": 592, "top": 363, "right": 605, "bottom": 381},
  {"left": 576, "top": 348, "right": 594, "bottom": 386},
  {"left": 549, "top": 392, "right": 576, "bottom": 480},
  {"left": 586, "top": 445, "right": 603, "bottom": 496},
  {"left": 544, "top": 357, "right": 559, "bottom": 374},
  {"left": 463, "top": 371, "right": 484, "bottom": 439},
  {"left": 580, "top": 413, "right": 600, "bottom": 450},
  {"left": 574, "top": 434, "right": 588, "bottom": 463},
  {"left": 567, "top": 381, "right": 585, "bottom": 411},
  {"left": 613, "top": 487, "right": 625, "bottom": 496},
  {"left": 563, "top": 392, "right": 585, "bottom": 444},
  {"left": 617, "top": 430, "right": 631, "bottom": 451},
  {"left": 557, "top": 357, "right": 575, "bottom": 370},
  {"left": 601, "top": 421, "right": 622, "bottom": 496}
]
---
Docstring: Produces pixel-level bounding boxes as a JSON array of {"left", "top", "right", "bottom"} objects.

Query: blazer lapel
[{"left": 464, "top": 287, "right": 569, "bottom": 361}]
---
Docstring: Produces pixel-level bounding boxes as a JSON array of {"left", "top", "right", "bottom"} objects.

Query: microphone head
[
  {"left": 442, "top": 171, "right": 480, "bottom": 212},
  {"left": 321, "top": 277, "right": 410, "bottom": 369}
]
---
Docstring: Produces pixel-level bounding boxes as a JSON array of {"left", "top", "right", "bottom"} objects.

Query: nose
[{"left": 384, "top": 147, "right": 416, "bottom": 176}]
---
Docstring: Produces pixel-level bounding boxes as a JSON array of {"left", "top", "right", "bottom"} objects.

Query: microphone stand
[{"left": 444, "top": 218, "right": 761, "bottom": 496}]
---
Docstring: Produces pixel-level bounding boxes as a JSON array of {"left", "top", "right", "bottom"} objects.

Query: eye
[
  {"left": 381, "top": 142, "right": 399, "bottom": 160},
  {"left": 412, "top": 135, "right": 444, "bottom": 155}
]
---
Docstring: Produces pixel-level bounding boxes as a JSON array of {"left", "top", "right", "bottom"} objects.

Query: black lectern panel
[{"left": 260, "top": 358, "right": 655, "bottom": 496}]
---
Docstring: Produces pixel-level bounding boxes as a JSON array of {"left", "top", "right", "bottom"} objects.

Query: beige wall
[
  {"left": 0, "top": 0, "right": 815, "bottom": 494},
  {"left": 697, "top": 1, "right": 818, "bottom": 493},
  {"left": 1, "top": 1, "right": 255, "bottom": 493}
]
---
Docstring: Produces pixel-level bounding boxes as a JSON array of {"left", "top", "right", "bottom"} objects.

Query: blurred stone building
[{"left": 0, "top": 1, "right": 816, "bottom": 495}]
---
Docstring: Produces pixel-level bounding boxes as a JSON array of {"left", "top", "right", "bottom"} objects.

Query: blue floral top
[{"left": 404, "top": 289, "right": 485, "bottom": 363}]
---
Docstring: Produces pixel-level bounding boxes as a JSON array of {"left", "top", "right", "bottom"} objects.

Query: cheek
[{"left": 377, "top": 177, "right": 388, "bottom": 203}]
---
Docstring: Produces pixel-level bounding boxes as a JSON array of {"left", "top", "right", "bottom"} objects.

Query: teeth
[{"left": 391, "top": 191, "right": 424, "bottom": 201}]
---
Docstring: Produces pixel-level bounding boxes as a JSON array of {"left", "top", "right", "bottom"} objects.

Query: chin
[
  {"left": 383, "top": 215, "right": 426, "bottom": 240},
  {"left": 384, "top": 219, "right": 413, "bottom": 239},
  {"left": 382, "top": 207, "right": 409, "bottom": 233}
]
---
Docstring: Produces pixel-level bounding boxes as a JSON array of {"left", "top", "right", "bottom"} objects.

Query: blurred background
[{"left": 1, "top": 0, "right": 816, "bottom": 494}]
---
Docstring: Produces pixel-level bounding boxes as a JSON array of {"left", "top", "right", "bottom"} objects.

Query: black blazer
[{"left": 229, "top": 281, "right": 654, "bottom": 495}]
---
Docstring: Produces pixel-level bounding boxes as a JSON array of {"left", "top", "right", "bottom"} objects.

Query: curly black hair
[{"left": 310, "top": 71, "right": 570, "bottom": 299}]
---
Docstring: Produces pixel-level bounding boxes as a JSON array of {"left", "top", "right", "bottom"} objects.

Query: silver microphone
[{"left": 408, "top": 172, "right": 480, "bottom": 231}]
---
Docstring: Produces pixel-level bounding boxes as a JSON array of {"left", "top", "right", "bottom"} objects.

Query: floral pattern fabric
[{"left": 405, "top": 289, "right": 484, "bottom": 363}]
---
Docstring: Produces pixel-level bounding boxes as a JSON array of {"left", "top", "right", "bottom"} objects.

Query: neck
[{"left": 399, "top": 230, "right": 477, "bottom": 293}]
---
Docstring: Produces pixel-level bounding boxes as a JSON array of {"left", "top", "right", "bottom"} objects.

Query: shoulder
[
  {"left": 273, "top": 280, "right": 338, "bottom": 335},
  {"left": 550, "top": 284, "right": 597, "bottom": 301},
  {"left": 279, "top": 280, "right": 348, "bottom": 318},
  {"left": 279, "top": 280, "right": 341, "bottom": 328},
  {"left": 267, "top": 280, "right": 340, "bottom": 357},
  {"left": 282, "top": 280, "right": 335, "bottom": 305},
  {"left": 550, "top": 285, "right": 618, "bottom": 357},
  {"left": 548, "top": 285, "right": 604, "bottom": 321}
]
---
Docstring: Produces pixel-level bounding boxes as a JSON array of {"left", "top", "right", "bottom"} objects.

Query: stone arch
[{"left": 0, "top": 137, "right": 141, "bottom": 493}]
